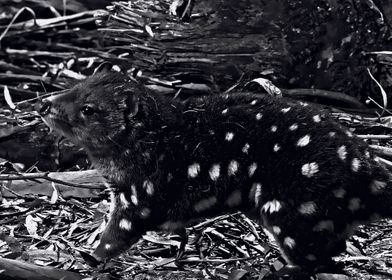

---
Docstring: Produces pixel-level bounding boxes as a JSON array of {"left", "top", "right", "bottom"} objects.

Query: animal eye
[{"left": 81, "top": 105, "right": 95, "bottom": 116}]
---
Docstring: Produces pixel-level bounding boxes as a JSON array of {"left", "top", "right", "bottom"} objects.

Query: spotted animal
[{"left": 38, "top": 72, "right": 392, "bottom": 273}]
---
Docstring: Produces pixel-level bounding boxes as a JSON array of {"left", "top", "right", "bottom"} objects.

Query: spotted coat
[{"left": 39, "top": 72, "right": 392, "bottom": 270}]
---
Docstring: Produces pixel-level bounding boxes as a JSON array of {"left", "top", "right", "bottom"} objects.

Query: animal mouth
[{"left": 43, "top": 116, "right": 74, "bottom": 137}]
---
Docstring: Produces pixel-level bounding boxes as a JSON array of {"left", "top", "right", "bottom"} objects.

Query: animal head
[{"left": 37, "top": 72, "right": 143, "bottom": 152}]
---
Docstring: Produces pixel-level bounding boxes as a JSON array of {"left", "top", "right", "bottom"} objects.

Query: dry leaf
[
  {"left": 50, "top": 182, "right": 59, "bottom": 204},
  {"left": 228, "top": 269, "right": 249, "bottom": 280},
  {"left": 145, "top": 25, "right": 154, "bottom": 37},
  {"left": 249, "top": 78, "right": 282, "bottom": 97},
  {"left": 25, "top": 215, "right": 40, "bottom": 237},
  {"left": 3, "top": 86, "right": 16, "bottom": 110}
]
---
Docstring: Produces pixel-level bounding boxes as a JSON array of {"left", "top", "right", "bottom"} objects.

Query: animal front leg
[
  {"left": 93, "top": 193, "right": 143, "bottom": 261},
  {"left": 174, "top": 227, "right": 188, "bottom": 261}
]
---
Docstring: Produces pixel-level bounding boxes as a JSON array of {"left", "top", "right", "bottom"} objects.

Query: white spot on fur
[
  {"left": 306, "top": 254, "right": 317, "bottom": 261},
  {"left": 143, "top": 180, "right": 154, "bottom": 195},
  {"left": 261, "top": 200, "right": 282, "bottom": 214},
  {"left": 228, "top": 160, "right": 239, "bottom": 176},
  {"left": 222, "top": 108, "right": 228, "bottom": 114},
  {"left": 273, "top": 144, "right": 281, "bottom": 152},
  {"left": 188, "top": 163, "right": 201, "bottom": 178},
  {"left": 351, "top": 158, "right": 360, "bottom": 172},
  {"left": 226, "top": 190, "right": 242, "bottom": 207},
  {"left": 167, "top": 173, "right": 173, "bottom": 182},
  {"left": 333, "top": 188, "right": 346, "bottom": 198},
  {"left": 299, "top": 102, "right": 309, "bottom": 107},
  {"left": 225, "top": 132, "right": 235, "bottom": 142},
  {"left": 281, "top": 107, "right": 291, "bottom": 113},
  {"left": 284, "top": 237, "right": 296, "bottom": 249},
  {"left": 140, "top": 208, "right": 151, "bottom": 219},
  {"left": 370, "top": 180, "right": 387, "bottom": 194},
  {"left": 248, "top": 162, "right": 257, "bottom": 177},
  {"left": 272, "top": 226, "right": 281, "bottom": 235},
  {"left": 301, "top": 162, "right": 319, "bottom": 178},
  {"left": 297, "top": 135, "right": 311, "bottom": 147},
  {"left": 313, "top": 220, "right": 334, "bottom": 232},
  {"left": 289, "top": 123, "right": 298, "bottom": 131},
  {"left": 142, "top": 152, "right": 151, "bottom": 161},
  {"left": 329, "top": 132, "right": 336, "bottom": 137},
  {"left": 209, "top": 164, "right": 221, "bottom": 181},
  {"left": 105, "top": 244, "right": 111, "bottom": 250},
  {"left": 160, "top": 221, "right": 184, "bottom": 231},
  {"left": 346, "top": 131, "right": 353, "bottom": 137},
  {"left": 313, "top": 115, "right": 321, "bottom": 123},
  {"left": 251, "top": 100, "right": 257, "bottom": 105},
  {"left": 119, "top": 219, "right": 132, "bottom": 231},
  {"left": 242, "top": 143, "right": 250, "bottom": 154},
  {"left": 119, "top": 193, "right": 129, "bottom": 209},
  {"left": 337, "top": 146, "right": 347, "bottom": 161},
  {"left": 256, "top": 113, "right": 263, "bottom": 120},
  {"left": 271, "top": 126, "right": 278, "bottom": 132},
  {"left": 131, "top": 184, "right": 138, "bottom": 205},
  {"left": 194, "top": 196, "right": 217, "bottom": 212},
  {"left": 250, "top": 183, "right": 262, "bottom": 206},
  {"left": 365, "top": 150, "right": 370, "bottom": 158},
  {"left": 348, "top": 197, "right": 361, "bottom": 212},
  {"left": 298, "top": 201, "right": 317, "bottom": 215}
]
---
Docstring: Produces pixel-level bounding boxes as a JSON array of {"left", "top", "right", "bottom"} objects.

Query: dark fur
[{"left": 38, "top": 71, "right": 392, "bottom": 270}]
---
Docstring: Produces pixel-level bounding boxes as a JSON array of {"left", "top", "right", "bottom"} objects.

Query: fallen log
[
  {"left": 0, "top": 257, "right": 84, "bottom": 280},
  {"left": 0, "top": 170, "right": 104, "bottom": 198},
  {"left": 100, "top": 0, "right": 392, "bottom": 100}
]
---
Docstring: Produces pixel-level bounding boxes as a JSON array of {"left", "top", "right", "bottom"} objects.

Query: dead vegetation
[{"left": 1, "top": 0, "right": 392, "bottom": 279}]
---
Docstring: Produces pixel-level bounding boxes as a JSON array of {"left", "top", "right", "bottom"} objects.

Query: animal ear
[{"left": 125, "top": 91, "right": 139, "bottom": 118}]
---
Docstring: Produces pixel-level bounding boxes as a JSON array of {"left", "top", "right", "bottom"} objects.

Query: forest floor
[{"left": 1, "top": 1, "right": 392, "bottom": 279}]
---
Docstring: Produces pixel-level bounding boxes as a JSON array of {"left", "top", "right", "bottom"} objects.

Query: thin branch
[
  {"left": 0, "top": 7, "right": 37, "bottom": 47},
  {"left": 283, "top": 88, "right": 366, "bottom": 109},
  {"left": 0, "top": 172, "right": 104, "bottom": 190},
  {"left": 367, "top": 68, "right": 388, "bottom": 117},
  {"left": 356, "top": 135, "right": 392, "bottom": 140},
  {"left": 370, "top": 145, "right": 392, "bottom": 158}
]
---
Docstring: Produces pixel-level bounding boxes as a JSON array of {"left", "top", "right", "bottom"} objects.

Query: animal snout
[{"left": 36, "top": 100, "right": 52, "bottom": 116}]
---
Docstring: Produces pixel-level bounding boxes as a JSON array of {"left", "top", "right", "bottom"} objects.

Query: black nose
[{"left": 37, "top": 100, "right": 52, "bottom": 116}]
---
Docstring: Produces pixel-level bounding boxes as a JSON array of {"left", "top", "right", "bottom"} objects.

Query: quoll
[{"left": 38, "top": 71, "right": 392, "bottom": 273}]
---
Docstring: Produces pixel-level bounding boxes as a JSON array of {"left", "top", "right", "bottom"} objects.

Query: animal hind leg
[
  {"left": 261, "top": 209, "right": 346, "bottom": 273},
  {"left": 274, "top": 228, "right": 346, "bottom": 273}
]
